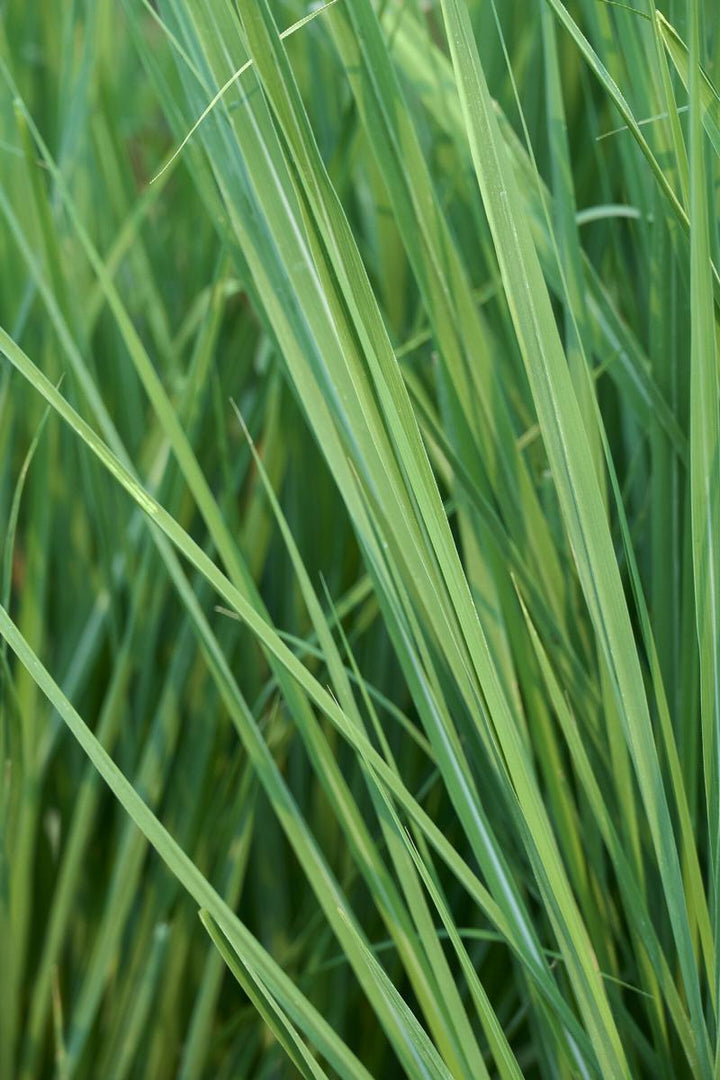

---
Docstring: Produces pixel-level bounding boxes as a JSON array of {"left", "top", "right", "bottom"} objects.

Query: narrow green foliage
[{"left": 1, "top": 0, "right": 718, "bottom": 1076}]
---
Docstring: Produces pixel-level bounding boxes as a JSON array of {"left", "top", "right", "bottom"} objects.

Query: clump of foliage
[{"left": 1, "top": 0, "right": 719, "bottom": 1077}]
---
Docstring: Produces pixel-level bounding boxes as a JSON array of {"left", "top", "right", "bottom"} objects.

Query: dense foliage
[{"left": 1, "top": 0, "right": 719, "bottom": 1076}]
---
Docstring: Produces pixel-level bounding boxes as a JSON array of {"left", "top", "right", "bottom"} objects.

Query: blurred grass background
[{"left": 0, "top": 0, "right": 718, "bottom": 1077}]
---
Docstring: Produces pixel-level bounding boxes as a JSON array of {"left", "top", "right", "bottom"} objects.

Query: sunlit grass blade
[
  {"left": 686, "top": 0, "right": 720, "bottom": 1022},
  {"left": 435, "top": 0, "right": 709, "bottom": 1073}
]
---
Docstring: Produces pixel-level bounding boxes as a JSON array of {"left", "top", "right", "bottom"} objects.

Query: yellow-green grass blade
[
  {"left": 386, "top": 8, "right": 688, "bottom": 462},
  {"left": 324, "top": 0, "right": 567, "bottom": 625},
  {"left": 517, "top": 588, "right": 700, "bottom": 1075},
  {"left": 435, "top": 0, "right": 709, "bottom": 1073},
  {"left": 687, "top": 0, "right": 720, "bottom": 1023}
]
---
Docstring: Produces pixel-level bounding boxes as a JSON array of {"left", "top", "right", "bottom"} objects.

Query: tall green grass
[{"left": 0, "top": 0, "right": 718, "bottom": 1076}]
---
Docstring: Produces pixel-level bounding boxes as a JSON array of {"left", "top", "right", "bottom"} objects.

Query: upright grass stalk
[{"left": 1, "top": 1, "right": 719, "bottom": 1076}]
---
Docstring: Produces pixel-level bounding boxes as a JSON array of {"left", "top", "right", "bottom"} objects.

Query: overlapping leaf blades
[{"left": 1, "top": 0, "right": 719, "bottom": 1076}]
